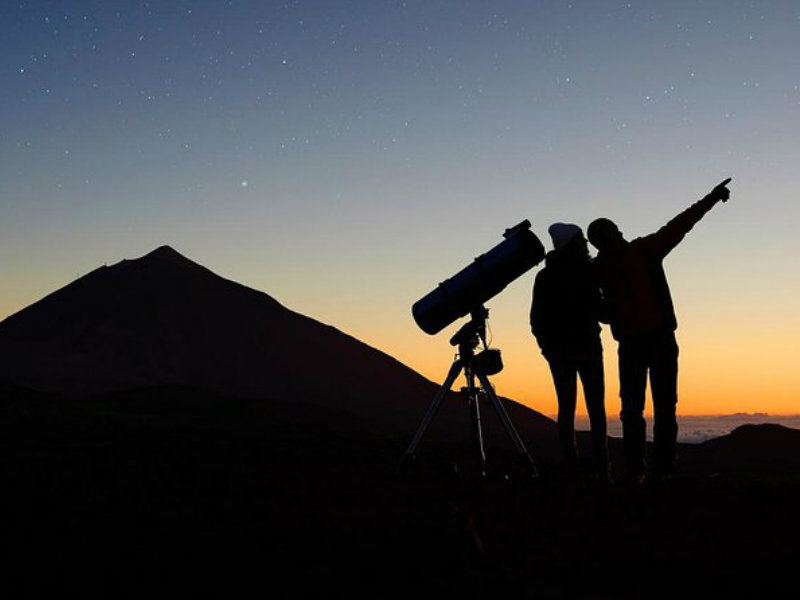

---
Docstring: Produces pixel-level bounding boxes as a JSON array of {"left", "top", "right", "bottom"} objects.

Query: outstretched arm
[{"left": 647, "top": 178, "right": 731, "bottom": 258}]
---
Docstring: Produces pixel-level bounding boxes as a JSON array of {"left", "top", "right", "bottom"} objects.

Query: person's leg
[
  {"left": 578, "top": 346, "right": 609, "bottom": 476},
  {"left": 618, "top": 339, "right": 649, "bottom": 480},
  {"left": 548, "top": 357, "right": 579, "bottom": 466},
  {"left": 650, "top": 332, "right": 679, "bottom": 476}
]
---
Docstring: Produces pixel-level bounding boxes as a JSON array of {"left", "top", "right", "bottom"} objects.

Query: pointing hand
[{"left": 711, "top": 177, "right": 732, "bottom": 202}]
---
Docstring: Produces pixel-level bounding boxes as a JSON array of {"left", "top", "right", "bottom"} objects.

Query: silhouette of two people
[{"left": 531, "top": 178, "right": 732, "bottom": 483}]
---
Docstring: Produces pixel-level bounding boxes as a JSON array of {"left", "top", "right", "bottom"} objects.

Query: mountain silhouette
[
  {"left": 0, "top": 245, "right": 555, "bottom": 443},
  {"left": 697, "top": 423, "right": 800, "bottom": 479}
]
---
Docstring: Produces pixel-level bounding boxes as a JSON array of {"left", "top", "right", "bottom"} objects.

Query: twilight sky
[{"left": 2, "top": 1, "right": 799, "bottom": 416}]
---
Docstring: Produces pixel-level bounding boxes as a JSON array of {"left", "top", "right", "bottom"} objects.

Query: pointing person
[{"left": 587, "top": 178, "right": 732, "bottom": 482}]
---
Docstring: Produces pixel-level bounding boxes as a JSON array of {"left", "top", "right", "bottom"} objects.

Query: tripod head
[
  {"left": 449, "top": 306, "right": 489, "bottom": 351},
  {"left": 449, "top": 306, "right": 503, "bottom": 376}
]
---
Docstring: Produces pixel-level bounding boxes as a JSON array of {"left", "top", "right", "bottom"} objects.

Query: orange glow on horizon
[{"left": 357, "top": 306, "right": 800, "bottom": 419}]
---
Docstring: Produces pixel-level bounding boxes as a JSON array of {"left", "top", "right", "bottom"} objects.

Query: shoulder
[{"left": 630, "top": 235, "right": 660, "bottom": 257}]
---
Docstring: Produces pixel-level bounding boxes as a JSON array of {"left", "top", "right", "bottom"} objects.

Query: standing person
[
  {"left": 531, "top": 223, "right": 609, "bottom": 480},
  {"left": 587, "top": 178, "right": 732, "bottom": 482}
]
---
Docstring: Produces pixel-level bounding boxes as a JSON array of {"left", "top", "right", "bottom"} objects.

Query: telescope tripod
[{"left": 398, "top": 309, "right": 538, "bottom": 478}]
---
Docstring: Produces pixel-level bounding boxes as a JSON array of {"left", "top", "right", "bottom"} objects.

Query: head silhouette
[
  {"left": 587, "top": 218, "right": 625, "bottom": 252},
  {"left": 548, "top": 223, "right": 589, "bottom": 260}
]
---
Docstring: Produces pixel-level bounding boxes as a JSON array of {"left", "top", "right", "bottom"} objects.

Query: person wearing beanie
[
  {"left": 530, "top": 222, "right": 610, "bottom": 481},
  {"left": 587, "top": 178, "right": 732, "bottom": 483}
]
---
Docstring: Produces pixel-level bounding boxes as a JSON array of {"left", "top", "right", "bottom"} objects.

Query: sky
[{"left": 2, "top": 1, "right": 799, "bottom": 417}]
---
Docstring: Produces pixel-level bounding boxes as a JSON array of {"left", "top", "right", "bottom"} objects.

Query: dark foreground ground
[{"left": 6, "top": 385, "right": 800, "bottom": 598}]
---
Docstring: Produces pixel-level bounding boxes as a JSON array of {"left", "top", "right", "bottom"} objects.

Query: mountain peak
[
  {"left": 130, "top": 245, "right": 210, "bottom": 275},
  {"left": 141, "top": 245, "right": 193, "bottom": 263}
]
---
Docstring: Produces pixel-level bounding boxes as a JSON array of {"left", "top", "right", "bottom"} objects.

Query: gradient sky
[{"left": 2, "top": 1, "right": 799, "bottom": 416}]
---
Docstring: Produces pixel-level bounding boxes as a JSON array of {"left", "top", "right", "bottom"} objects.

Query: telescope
[
  {"left": 412, "top": 220, "right": 545, "bottom": 335},
  {"left": 399, "top": 220, "right": 546, "bottom": 478}
]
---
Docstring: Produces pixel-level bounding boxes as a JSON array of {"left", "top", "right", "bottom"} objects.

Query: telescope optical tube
[{"left": 412, "top": 221, "right": 545, "bottom": 335}]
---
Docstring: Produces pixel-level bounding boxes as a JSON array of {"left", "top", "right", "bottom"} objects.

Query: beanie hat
[{"left": 548, "top": 223, "right": 582, "bottom": 251}]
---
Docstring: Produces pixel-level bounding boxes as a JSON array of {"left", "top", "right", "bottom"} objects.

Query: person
[
  {"left": 587, "top": 178, "right": 732, "bottom": 482},
  {"left": 530, "top": 223, "right": 609, "bottom": 480}
]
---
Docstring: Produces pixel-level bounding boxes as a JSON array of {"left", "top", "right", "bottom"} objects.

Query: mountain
[
  {"left": 0, "top": 245, "right": 555, "bottom": 444},
  {"left": 697, "top": 423, "right": 800, "bottom": 479}
]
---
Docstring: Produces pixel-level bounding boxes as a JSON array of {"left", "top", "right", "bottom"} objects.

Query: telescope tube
[{"left": 412, "top": 221, "right": 545, "bottom": 335}]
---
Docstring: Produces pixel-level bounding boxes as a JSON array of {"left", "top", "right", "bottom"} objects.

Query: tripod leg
[
  {"left": 477, "top": 372, "right": 539, "bottom": 477},
  {"left": 465, "top": 377, "right": 488, "bottom": 477},
  {"left": 397, "top": 360, "right": 462, "bottom": 473}
]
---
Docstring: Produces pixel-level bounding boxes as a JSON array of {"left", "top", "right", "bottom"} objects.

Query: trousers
[
  {"left": 618, "top": 331, "right": 679, "bottom": 477},
  {"left": 547, "top": 347, "right": 608, "bottom": 470}
]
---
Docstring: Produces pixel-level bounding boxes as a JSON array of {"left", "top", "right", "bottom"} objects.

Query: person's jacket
[
  {"left": 530, "top": 251, "right": 604, "bottom": 359},
  {"left": 593, "top": 194, "right": 720, "bottom": 341}
]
